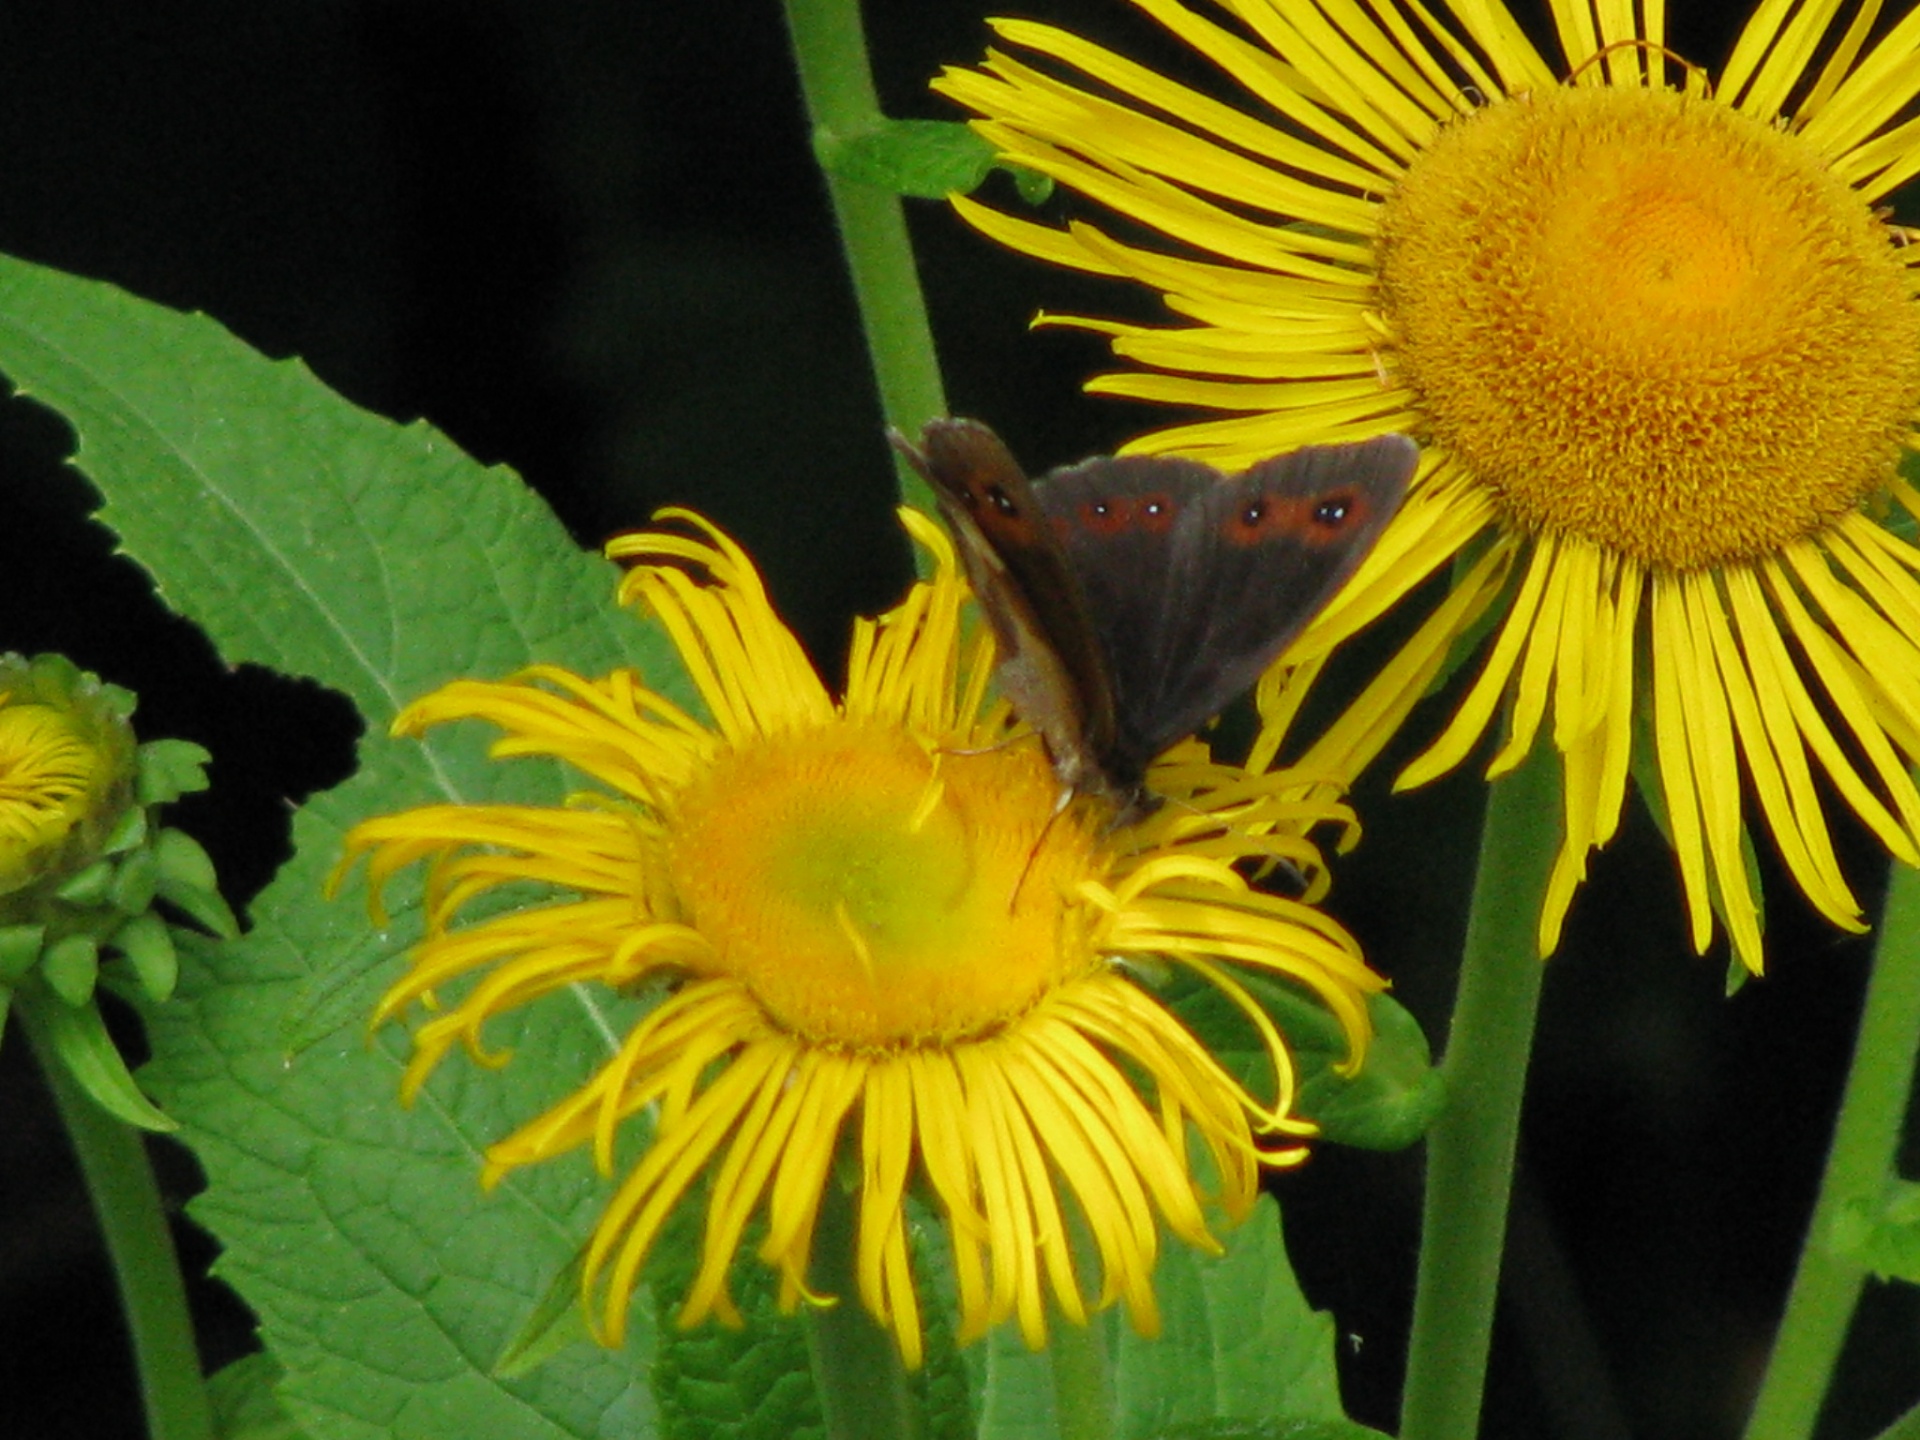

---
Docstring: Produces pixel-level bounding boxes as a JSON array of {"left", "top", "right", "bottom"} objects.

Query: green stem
[
  {"left": 781, "top": 0, "right": 948, "bottom": 517},
  {"left": 21, "top": 996, "right": 215, "bottom": 1440},
  {"left": 1050, "top": 1317, "right": 1114, "bottom": 1440},
  {"left": 1400, "top": 740, "right": 1556, "bottom": 1440},
  {"left": 803, "top": 1180, "right": 920, "bottom": 1440},
  {"left": 1742, "top": 861, "right": 1920, "bottom": 1440},
  {"left": 1874, "top": 1399, "right": 1920, "bottom": 1440}
]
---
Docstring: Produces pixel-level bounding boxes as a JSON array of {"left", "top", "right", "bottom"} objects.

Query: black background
[{"left": 0, "top": 3, "right": 1914, "bottom": 1438}]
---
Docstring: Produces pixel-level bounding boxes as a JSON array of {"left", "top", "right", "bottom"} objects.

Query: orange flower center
[
  {"left": 1377, "top": 83, "right": 1920, "bottom": 568},
  {"left": 667, "top": 725, "right": 1101, "bottom": 1047}
]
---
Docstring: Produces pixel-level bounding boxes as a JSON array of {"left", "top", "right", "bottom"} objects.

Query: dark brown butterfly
[{"left": 891, "top": 418, "right": 1417, "bottom": 816}]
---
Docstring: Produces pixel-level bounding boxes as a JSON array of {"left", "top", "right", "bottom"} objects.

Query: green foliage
[
  {"left": 0, "top": 248, "right": 1401, "bottom": 1440},
  {"left": 0, "top": 923, "right": 42, "bottom": 982},
  {"left": 815, "top": 118, "right": 1053, "bottom": 203},
  {"left": 0, "top": 251, "right": 667, "bottom": 1438},
  {"left": 1296, "top": 992, "right": 1447, "bottom": 1151},
  {"left": 31, "top": 982, "right": 175, "bottom": 1130},
  {"left": 138, "top": 737, "right": 214, "bottom": 806},
  {"left": 647, "top": 1206, "right": 825, "bottom": 1440},
  {"left": 1834, "top": 1179, "right": 1920, "bottom": 1283},
  {"left": 1173, "top": 969, "right": 1443, "bottom": 1151},
  {"left": 153, "top": 828, "right": 238, "bottom": 939},
  {"left": 1111, "top": 1196, "right": 1345, "bottom": 1433},
  {"left": 973, "top": 1197, "right": 1353, "bottom": 1440},
  {"left": 493, "top": 1248, "right": 599, "bottom": 1382},
  {"left": 641, "top": 1200, "right": 975, "bottom": 1440},
  {"left": 208, "top": 1354, "right": 306, "bottom": 1440},
  {"left": 1150, "top": 1423, "right": 1390, "bottom": 1440}
]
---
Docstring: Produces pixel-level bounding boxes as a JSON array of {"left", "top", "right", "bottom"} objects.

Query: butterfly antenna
[{"left": 1007, "top": 786, "right": 1073, "bottom": 913}]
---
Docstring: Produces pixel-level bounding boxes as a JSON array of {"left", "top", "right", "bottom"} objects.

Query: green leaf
[
  {"left": 815, "top": 119, "right": 999, "bottom": 198},
  {"left": 154, "top": 828, "right": 240, "bottom": 938},
  {"left": 154, "top": 825, "right": 219, "bottom": 894},
  {"left": 42, "top": 933, "right": 100, "bottom": 1005},
  {"left": 109, "top": 844, "right": 162, "bottom": 914},
  {"left": 908, "top": 1206, "right": 981, "bottom": 1440},
  {"left": 113, "top": 910, "right": 179, "bottom": 1003},
  {"left": 1888, "top": 451, "right": 1920, "bottom": 548},
  {"left": 812, "top": 118, "right": 1053, "bottom": 204},
  {"left": 974, "top": 1198, "right": 1359, "bottom": 1440},
  {"left": 0, "top": 250, "right": 650, "bottom": 726},
  {"left": 493, "top": 1247, "right": 596, "bottom": 1381},
  {"left": 1011, "top": 167, "right": 1055, "bottom": 206},
  {"left": 209, "top": 1353, "right": 307, "bottom": 1440},
  {"left": 1173, "top": 971, "right": 1442, "bottom": 1151},
  {"left": 1110, "top": 1196, "right": 1346, "bottom": 1437},
  {"left": 1148, "top": 1421, "right": 1389, "bottom": 1440},
  {"left": 138, "top": 737, "right": 215, "bottom": 806},
  {"left": 1296, "top": 993, "right": 1446, "bottom": 1151},
  {"left": 642, "top": 1196, "right": 974, "bottom": 1440},
  {"left": 976, "top": 1325, "right": 1058, "bottom": 1440},
  {"left": 30, "top": 987, "right": 176, "bottom": 1130},
  {"left": 1169, "top": 965, "right": 1344, "bottom": 1064},
  {"left": 55, "top": 857, "right": 114, "bottom": 906},
  {"left": 0, "top": 253, "right": 678, "bottom": 1437},
  {"left": 1833, "top": 1179, "right": 1920, "bottom": 1283},
  {"left": 0, "top": 923, "right": 45, "bottom": 983},
  {"left": 102, "top": 803, "right": 149, "bottom": 856},
  {"left": 646, "top": 1207, "right": 824, "bottom": 1440}
]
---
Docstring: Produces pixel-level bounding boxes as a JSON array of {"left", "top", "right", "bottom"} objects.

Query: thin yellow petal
[
  {"left": 1673, "top": 574, "right": 1763, "bottom": 966},
  {"left": 1649, "top": 577, "right": 1714, "bottom": 952},
  {"left": 1402, "top": 536, "right": 1553, "bottom": 787}
]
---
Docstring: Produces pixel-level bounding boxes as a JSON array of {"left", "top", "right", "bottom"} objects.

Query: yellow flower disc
[
  {"left": 668, "top": 726, "right": 1098, "bottom": 1048},
  {"left": 1377, "top": 85, "right": 1920, "bottom": 569}
]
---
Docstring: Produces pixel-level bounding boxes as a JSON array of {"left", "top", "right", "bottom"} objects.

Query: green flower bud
[
  {"left": 0, "top": 654, "right": 136, "bottom": 908},
  {"left": 0, "top": 654, "right": 231, "bottom": 1131}
]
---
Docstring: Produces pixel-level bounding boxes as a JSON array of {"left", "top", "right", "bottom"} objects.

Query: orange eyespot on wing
[
  {"left": 1308, "top": 489, "right": 1372, "bottom": 539},
  {"left": 902, "top": 418, "right": 1419, "bottom": 809},
  {"left": 1222, "top": 493, "right": 1315, "bottom": 545}
]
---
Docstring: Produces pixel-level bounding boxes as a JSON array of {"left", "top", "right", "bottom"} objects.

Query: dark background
[{"left": 0, "top": 3, "right": 1913, "bottom": 1438}]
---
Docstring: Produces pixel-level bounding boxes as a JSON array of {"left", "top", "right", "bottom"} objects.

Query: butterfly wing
[
  {"left": 1036, "top": 435, "right": 1418, "bottom": 783},
  {"left": 889, "top": 419, "right": 1120, "bottom": 793}
]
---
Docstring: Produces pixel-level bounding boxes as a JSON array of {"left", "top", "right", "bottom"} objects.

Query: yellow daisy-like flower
[
  {"left": 936, "top": 0, "right": 1920, "bottom": 972},
  {"left": 336, "top": 508, "right": 1383, "bottom": 1367}
]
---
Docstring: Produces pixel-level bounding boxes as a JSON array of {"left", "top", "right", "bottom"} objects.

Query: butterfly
[{"left": 891, "top": 418, "right": 1417, "bottom": 818}]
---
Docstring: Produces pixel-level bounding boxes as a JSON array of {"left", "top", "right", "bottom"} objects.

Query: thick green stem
[
  {"left": 782, "top": 0, "right": 947, "bottom": 517},
  {"left": 1050, "top": 1317, "right": 1114, "bottom": 1440},
  {"left": 803, "top": 1180, "right": 919, "bottom": 1440},
  {"left": 1873, "top": 1398, "right": 1920, "bottom": 1440},
  {"left": 22, "top": 997, "right": 215, "bottom": 1440},
  {"left": 1400, "top": 741, "right": 1556, "bottom": 1440},
  {"left": 1742, "top": 862, "right": 1920, "bottom": 1440}
]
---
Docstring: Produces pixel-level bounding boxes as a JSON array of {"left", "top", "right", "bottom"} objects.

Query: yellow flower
[
  {"left": 0, "top": 653, "right": 135, "bottom": 904},
  {"left": 337, "top": 508, "right": 1383, "bottom": 1367},
  {"left": 935, "top": 0, "right": 1920, "bottom": 973}
]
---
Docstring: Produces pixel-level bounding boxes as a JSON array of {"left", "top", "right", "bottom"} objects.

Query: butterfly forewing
[
  {"left": 900, "top": 417, "right": 1416, "bottom": 811},
  {"left": 1035, "top": 435, "right": 1418, "bottom": 783},
  {"left": 889, "top": 420, "right": 1120, "bottom": 791}
]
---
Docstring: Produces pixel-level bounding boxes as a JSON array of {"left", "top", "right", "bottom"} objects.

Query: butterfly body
[{"left": 893, "top": 418, "right": 1417, "bottom": 816}]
